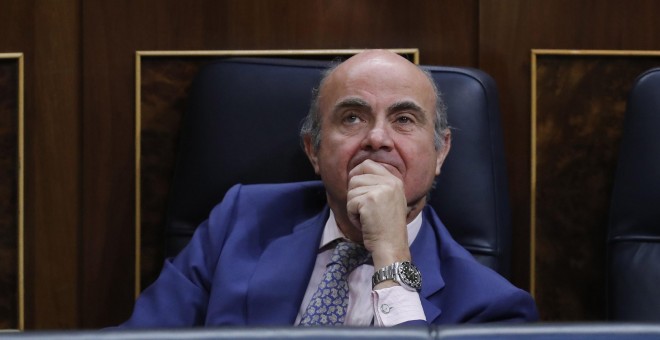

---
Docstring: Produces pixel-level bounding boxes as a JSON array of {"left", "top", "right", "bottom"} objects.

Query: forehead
[{"left": 319, "top": 56, "right": 436, "bottom": 113}]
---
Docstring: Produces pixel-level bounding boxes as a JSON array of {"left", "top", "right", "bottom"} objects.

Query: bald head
[
  {"left": 300, "top": 49, "right": 449, "bottom": 151},
  {"left": 322, "top": 50, "right": 433, "bottom": 93}
]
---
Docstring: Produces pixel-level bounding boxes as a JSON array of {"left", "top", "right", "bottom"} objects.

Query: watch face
[{"left": 399, "top": 261, "right": 422, "bottom": 290}]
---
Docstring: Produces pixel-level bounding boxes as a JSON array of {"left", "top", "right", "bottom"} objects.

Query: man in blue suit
[{"left": 122, "top": 50, "right": 538, "bottom": 327}]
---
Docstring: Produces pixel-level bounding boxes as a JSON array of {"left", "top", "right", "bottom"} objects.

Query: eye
[
  {"left": 343, "top": 113, "right": 362, "bottom": 124},
  {"left": 395, "top": 115, "right": 414, "bottom": 124}
]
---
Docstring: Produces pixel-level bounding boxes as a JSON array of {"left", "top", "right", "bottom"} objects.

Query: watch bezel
[{"left": 397, "top": 261, "right": 422, "bottom": 291}]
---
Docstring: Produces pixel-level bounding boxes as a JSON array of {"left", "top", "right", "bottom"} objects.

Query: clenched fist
[{"left": 347, "top": 159, "right": 412, "bottom": 276}]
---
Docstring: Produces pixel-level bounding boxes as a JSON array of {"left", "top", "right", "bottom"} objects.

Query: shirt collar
[{"left": 319, "top": 210, "right": 423, "bottom": 249}]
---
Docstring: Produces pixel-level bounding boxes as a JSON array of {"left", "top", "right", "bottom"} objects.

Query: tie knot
[{"left": 329, "top": 241, "right": 370, "bottom": 274}]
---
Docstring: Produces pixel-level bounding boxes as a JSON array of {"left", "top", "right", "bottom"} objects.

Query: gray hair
[{"left": 300, "top": 65, "right": 450, "bottom": 151}]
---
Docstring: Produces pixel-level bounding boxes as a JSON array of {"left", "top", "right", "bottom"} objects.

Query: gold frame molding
[
  {"left": 530, "top": 49, "right": 660, "bottom": 299},
  {"left": 0, "top": 52, "right": 24, "bottom": 330},
  {"left": 134, "top": 48, "right": 419, "bottom": 297}
]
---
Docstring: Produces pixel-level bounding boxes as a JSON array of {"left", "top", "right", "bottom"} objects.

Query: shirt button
[{"left": 380, "top": 304, "right": 392, "bottom": 314}]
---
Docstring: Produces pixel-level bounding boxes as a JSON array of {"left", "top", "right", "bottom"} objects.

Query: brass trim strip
[
  {"left": 530, "top": 50, "right": 538, "bottom": 299},
  {"left": 134, "top": 48, "right": 419, "bottom": 296},
  {"left": 134, "top": 52, "right": 142, "bottom": 300},
  {"left": 17, "top": 53, "right": 24, "bottom": 332},
  {"left": 532, "top": 49, "right": 660, "bottom": 56},
  {"left": 0, "top": 52, "right": 25, "bottom": 330}
]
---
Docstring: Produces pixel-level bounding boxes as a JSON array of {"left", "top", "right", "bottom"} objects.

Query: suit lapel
[
  {"left": 246, "top": 207, "right": 328, "bottom": 325},
  {"left": 410, "top": 208, "right": 445, "bottom": 323}
]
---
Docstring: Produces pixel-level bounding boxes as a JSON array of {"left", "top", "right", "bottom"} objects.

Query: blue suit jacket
[{"left": 122, "top": 181, "right": 538, "bottom": 327}]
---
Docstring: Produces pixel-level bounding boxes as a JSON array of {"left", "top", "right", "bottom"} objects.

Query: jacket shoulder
[
  {"left": 223, "top": 181, "right": 326, "bottom": 212},
  {"left": 207, "top": 181, "right": 327, "bottom": 235},
  {"left": 230, "top": 181, "right": 325, "bottom": 201}
]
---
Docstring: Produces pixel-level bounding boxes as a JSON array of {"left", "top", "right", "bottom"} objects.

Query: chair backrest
[
  {"left": 164, "top": 57, "right": 512, "bottom": 277},
  {"left": 607, "top": 67, "right": 660, "bottom": 321}
]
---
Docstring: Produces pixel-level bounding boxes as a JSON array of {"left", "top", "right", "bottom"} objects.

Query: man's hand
[{"left": 346, "top": 159, "right": 412, "bottom": 276}]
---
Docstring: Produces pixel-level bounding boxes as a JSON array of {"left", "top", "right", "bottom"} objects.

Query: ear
[
  {"left": 435, "top": 131, "right": 452, "bottom": 175},
  {"left": 303, "top": 134, "right": 321, "bottom": 174}
]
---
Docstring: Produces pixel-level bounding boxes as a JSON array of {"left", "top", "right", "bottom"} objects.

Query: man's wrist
[
  {"left": 370, "top": 243, "right": 411, "bottom": 270},
  {"left": 372, "top": 261, "right": 422, "bottom": 291}
]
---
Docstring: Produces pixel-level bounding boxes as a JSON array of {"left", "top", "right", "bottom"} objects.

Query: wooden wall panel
[
  {"left": 0, "top": 55, "right": 21, "bottom": 330},
  {"left": 0, "top": 3, "right": 29, "bottom": 332},
  {"left": 81, "top": 0, "right": 478, "bottom": 328},
  {"left": 9, "top": 0, "right": 659, "bottom": 328},
  {"left": 479, "top": 0, "right": 660, "bottom": 321},
  {"left": 30, "top": 0, "right": 82, "bottom": 329},
  {"left": 533, "top": 52, "right": 660, "bottom": 320},
  {"left": 0, "top": 0, "right": 82, "bottom": 330},
  {"left": 137, "top": 56, "right": 210, "bottom": 298}
]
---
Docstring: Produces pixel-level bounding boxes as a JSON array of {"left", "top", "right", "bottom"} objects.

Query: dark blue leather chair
[
  {"left": 607, "top": 67, "right": 660, "bottom": 321},
  {"left": 164, "top": 57, "right": 512, "bottom": 277}
]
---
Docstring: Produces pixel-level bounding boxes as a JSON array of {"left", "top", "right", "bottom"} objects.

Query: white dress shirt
[{"left": 294, "top": 211, "right": 427, "bottom": 326}]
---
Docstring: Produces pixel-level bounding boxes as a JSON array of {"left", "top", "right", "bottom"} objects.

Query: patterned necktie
[{"left": 299, "top": 240, "right": 370, "bottom": 326}]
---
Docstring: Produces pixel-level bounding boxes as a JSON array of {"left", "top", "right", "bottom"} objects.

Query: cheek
[
  {"left": 399, "top": 143, "right": 439, "bottom": 182},
  {"left": 317, "top": 141, "right": 352, "bottom": 175},
  {"left": 322, "top": 134, "right": 359, "bottom": 160}
]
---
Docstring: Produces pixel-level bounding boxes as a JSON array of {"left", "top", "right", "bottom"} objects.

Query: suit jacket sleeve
[
  {"left": 470, "top": 286, "right": 538, "bottom": 322},
  {"left": 430, "top": 255, "right": 539, "bottom": 324}
]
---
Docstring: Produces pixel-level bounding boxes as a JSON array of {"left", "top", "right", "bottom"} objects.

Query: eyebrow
[
  {"left": 332, "top": 98, "right": 428, "bottom": 123},
  {"left": 333, "top": 97, "right": 371, "bottom": 114},
  {"left": 388, "top": 101, "right": 428, "bottom": 124}
]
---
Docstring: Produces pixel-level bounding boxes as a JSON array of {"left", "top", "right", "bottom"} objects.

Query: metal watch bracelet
[{"left": 371, "top": 261, "right": 422, "bottom": 291}]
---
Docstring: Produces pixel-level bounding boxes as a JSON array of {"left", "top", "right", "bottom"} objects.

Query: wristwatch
[{"left": 371, "top": 261, "right": 422, "bottom": 291}]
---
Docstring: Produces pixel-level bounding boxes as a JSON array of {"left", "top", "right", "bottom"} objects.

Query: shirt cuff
[{"left": 372, "top": 286, "right": 426, "bottom": 326}]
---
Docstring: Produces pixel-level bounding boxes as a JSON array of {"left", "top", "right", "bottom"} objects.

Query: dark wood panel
[
  {"left": 534, "top": 53, "right": 660, "bottom": 320},
  {"left": 82, "top": 0, "right": 478, "bottom": 327},
  {"left": 81, "top": 2, "right": 137, "bottom": 328},
  {"left": 9, "top": 0, "right": 660, "bottom": 328},
  {"left": 479, "top": 0, "right": 660, "bottom": 321},
  {"left": 0, "top": 57, "right": 20, "bottom": 330},
  {"left": 0, "top": 1, "right": 30, "bottom": 331},
  {"left": 0, "top": 0, "right": 82, "bottom": 330},
  {"left": 138, "top": 57, "right": 214, "bottom": 294},
  {"left": 29, "top": 0, "right": 82, "bottom": 329},
  {"left": 7, "top": 0, "right": 660, "bottom": 328}
]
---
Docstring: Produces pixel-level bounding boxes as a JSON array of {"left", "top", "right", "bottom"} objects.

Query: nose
[{"left": 360, "top": 123, "right": 393, "bottom": 151}]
